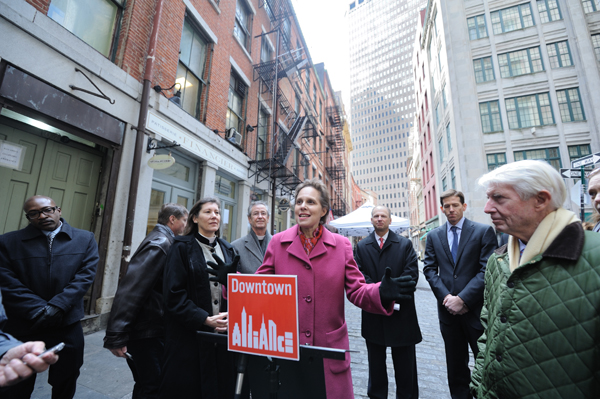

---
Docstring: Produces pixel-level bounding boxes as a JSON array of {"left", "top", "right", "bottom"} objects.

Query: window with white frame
[
  {"left": 467, "top": 14, "right": 488, "bottom": 40},
  {"left": 446, "top": 123, "right": 452, "bottom": 151},
  {"left": 592, "top": 34, "right": 600, "bottom": 61},
  {"left": 498, "top": 47, "right": 543, "bottom": 77},
  {"left": 177, "top": 18, "right": 210, "bottom": 120},
  {"left": 48, "top": 0, "right": 123, "bottom": 58},
  {"left": 479, "top": 101, "right": 503, "bottom": 133},
  {"left": 226, "top": 71, "right": 247, "bottom": 133},
  {"left": 234, "top": 0, "right": 252, "bottom": 50},
  {"left": 473, "top": 56, "right": 495, "bottom": 83},
  {"left": 490, "top": 3, "right": 534, "bottom": 35},
  {"left": 582, "top": 0, "right": 600, "bottom": 13},
  {"left": 256, "top": 108, "right": 269, "bottom": 160},
  {"left": 505, "top": 93, "right": 554, "bottom": 129},
  {"left": 537, "top": 0, "right": 561, "bottom": 22},
  {"left": 557, "top": 88, "right": 585, "bottom": 122},
  {"left": 546, "top": 41, "right": 573, "bottom": 68},
  {"left": 261, "top": 36, "right": 273, "bottom": 63},
  {"left": 438, "top": 137, "right": 444, "bottom": 161}
]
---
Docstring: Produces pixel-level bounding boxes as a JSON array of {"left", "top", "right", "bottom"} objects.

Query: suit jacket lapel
[
  {"left": 439, "top": 223, "right": 454, "bottom": 266},
  {"left": 455, "top": 219, "right": 474, "bottom": 266},
  {"left": 244, "top": 236, "right": 263, "bottom": 263}
]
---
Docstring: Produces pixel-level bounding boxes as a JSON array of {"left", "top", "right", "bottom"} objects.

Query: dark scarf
[
  {"left": 249, "top": 229, "right": 268, "bottom": 256},
  {"left": 194, "top": 232, "right": 217, "bottom": 248}
]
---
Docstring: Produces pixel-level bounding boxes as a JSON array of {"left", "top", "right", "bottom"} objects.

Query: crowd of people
[{"left": 0, "top": 159, "right": 599, "bottom": 399}]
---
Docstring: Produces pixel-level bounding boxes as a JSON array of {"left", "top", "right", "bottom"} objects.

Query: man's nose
[{"left": 483, "top": 200, "right": 493, "bottom": 214}]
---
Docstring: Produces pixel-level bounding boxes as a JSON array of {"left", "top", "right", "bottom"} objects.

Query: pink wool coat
[{"left": 256, "top": 225, "right": 393, "bottom": 399}]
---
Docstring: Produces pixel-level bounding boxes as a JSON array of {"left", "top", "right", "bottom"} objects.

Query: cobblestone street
[{"left": 346, "top": 271, "right": 452, "bottom": 399}]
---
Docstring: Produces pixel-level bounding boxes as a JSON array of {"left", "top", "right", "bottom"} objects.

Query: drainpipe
[{"left": 119, "top": 0, "right": 164, "bottom": 278}]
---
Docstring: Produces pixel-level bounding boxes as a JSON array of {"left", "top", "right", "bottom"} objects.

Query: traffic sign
[
  {"left": 571, "top": 152, "right": 600, "bottom": 168},
  {"left": 560, "top": 168, "right": 593, "bottom": 179},
  {"left": 228, "top": 274, "right": 299, "bottom": 361}
]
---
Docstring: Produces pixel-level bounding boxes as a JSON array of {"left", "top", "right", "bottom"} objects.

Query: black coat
[
  {"left": 423, "top": 219, "right": 497, "bottom": 326},
  {"left": 0, "top": 220, "right": 98, "bottom": 336},
  {"left": 355, "top": 231, "right": 422, "bottom": 347},
  {"left": 104, "top": 224, "right": 174, "bottom": 349},
  {"left": 160, "top": 235, "right": 236, "bottom": 399}
]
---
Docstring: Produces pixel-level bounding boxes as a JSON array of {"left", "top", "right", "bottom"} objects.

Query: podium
[{"left": 197, "top": 332, "right": 347, "bottom": 399}]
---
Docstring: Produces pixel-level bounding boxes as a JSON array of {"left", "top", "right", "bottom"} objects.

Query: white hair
[{"left": 478, "top": 160, "right": 566, "bottom": 210}]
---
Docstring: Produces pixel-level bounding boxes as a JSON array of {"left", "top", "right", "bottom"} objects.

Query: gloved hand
[
  {"left": 206, "top": 254, "right": 240, "bottom": 287},
  {"left": 379, "top": 267, "right": 417, "bottom": 305},
  {"left": 31, "top": 304, "right": 64, "bottom": 331}
]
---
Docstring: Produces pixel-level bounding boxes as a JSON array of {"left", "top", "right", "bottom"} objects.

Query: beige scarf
[{"left": 508, "top": 208, "right": 580, "bottom": 272}]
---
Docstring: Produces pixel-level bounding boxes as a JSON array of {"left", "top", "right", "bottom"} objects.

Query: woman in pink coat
[{"left": 256, "top": 179, "right": 396, "bottom": 399}]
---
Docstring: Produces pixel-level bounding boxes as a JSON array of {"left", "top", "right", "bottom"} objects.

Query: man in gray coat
[{"left": 231, "top": 201, "right": 272, "bottom": 273}]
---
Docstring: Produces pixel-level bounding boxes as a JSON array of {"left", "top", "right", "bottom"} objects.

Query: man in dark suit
[
  {"left": 231, "top": 201, "right": 272, "bottom": 274},
  {"left": 0, "top": 195, "right": 98, "bottom": 398},
  {"left": 423, "top": 189, "right": 497, "bottom": 399},
  {"left": 355, "top": 205, "right": 422, "bottom": 399}
]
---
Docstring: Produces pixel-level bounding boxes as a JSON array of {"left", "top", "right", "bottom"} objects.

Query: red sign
[{"left": 228, "top": 274, "right": 299, "bottom": 361}]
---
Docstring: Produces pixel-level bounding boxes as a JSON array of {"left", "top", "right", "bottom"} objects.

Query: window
[
  {"left": 547, "top": 41, "right": 572, "bottom": 68},
  {"left": 537, "top": 0, "right": 561, "bottom": 22},
  {"left": 177, "top": 18, "right": 210, "bottom": 120},
  {"left": 506, "top": 93, "right": 554, "bottom": 129},
  {"left": 234, "top": 1, "right": 252, "bottom": 50},
  {"left": 490, "top": 3, "right": 534, "bottom": 35},
  {"left": 514, "top": 148, "right": 561, "bottom": 170},
  {"left": 261, "top": 36, "right": 273, "bottom": 63},
  {"left": 48, "top": 0, "right": 123, "bottom": 58},
  {"left": 467, "top": 14, "right": 488, "bottom": 40},
  {"left": 568, "top": 145, "right": 591, "bottom": 163},
  {"left": 435, "top": 104, "right": 440, "bottom": 125},
  {"left": 438, "top": 137, "right": 444, "bottom": 162},
  {"left": 479, "top": 101, "right": 503, "bottom": 133},
  {"left": 446, "top": 123, "right": 452, "bottom": 151},
  {"left": 557, "top": 88, "right": 585, "bottom": 122},
  {"left": 582, "top": 0, "right": 600, "bottom": 13},
  {"left": 442, "top": 85, "right": 447, "bottom": 108},
  {"left": 442, "top": 177, "right": 447, "bottom": 192},
  {"left": 256, "top": 108, "right": 269, "bottom": 160},
  {"left": 592, "top": 34, "right": 600, "bottom": 62},
  {"left": 487, "top": 153, "right": 507, "bottom": 171},
  {"left": 473, "top": 57, "right": 495, "bottom": 83},
  {"left": 226, "top": 72, "right": 247, "bottom": 133},
  {"left": 450, "top": 168, "right": 456, "bottom": 189},
  {"left": 498, "top": 47, "right": 543, "bottom": 77}
]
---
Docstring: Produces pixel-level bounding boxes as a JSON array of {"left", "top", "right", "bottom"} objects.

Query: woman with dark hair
[
  {"left": 253, "top": 179, "right": 413, "bottom": 399},
  {"left": 159, "top": 197, "right": 239, "bottom": 399}
]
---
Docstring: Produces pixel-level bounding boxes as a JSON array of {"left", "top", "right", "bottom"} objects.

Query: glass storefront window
[{"left": 147, "top": 188, "right": 166, "bottom": 235}]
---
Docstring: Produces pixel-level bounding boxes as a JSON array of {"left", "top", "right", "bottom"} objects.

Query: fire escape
[
  {"left": 247, "top": 0, "right": 320, "bottom": 196},
  {"left": 326, "top": 103, "right": 348, "bottom": 216}
]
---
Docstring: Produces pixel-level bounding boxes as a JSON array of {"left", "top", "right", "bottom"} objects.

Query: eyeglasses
[{"left": 25, "top": 207, "right": 59, "bottom": 219}]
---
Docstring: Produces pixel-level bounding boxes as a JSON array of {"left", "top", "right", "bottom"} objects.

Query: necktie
[
  {"left": 450, "top": 226, "right": 458, "bottom": 263},
  {"left": 48, "top": 232, "right": 56, "bottom": 253},
  {"left": 379, "top": 237, "right": 384, "bottom": 249}
]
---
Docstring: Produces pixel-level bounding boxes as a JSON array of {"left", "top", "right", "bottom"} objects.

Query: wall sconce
[
  {"left": 153, "top": 83, "right": 182, "bottom": 107},
  {"left": 246, "top": 124, "right": 257, "bottom": 132}
]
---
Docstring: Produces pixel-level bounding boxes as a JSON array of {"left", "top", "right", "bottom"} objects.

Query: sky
[{"left": 290, "top": 0, "right": 352, "bottom": 118}]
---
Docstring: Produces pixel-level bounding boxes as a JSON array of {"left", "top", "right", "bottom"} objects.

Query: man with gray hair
[
  {"left": 471, "top": 160, "right": 600, "bottom": 399},
  {"left": 104, "top": 203, "right": 188, "bottom": 399},
  {"left": 231, "top": 201, "right": 272, "bottom": 274}
]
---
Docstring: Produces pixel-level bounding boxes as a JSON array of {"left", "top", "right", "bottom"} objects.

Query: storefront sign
[
  {"left": 147, "top": 154, "right": 176, "bottom": 169},
  {"left": 146, "top": 111, "right": 246, "bottom": 179},
  {"left": 0, "top": 140, "right": 26, "bottom": 170},
  {"left": 228, "top": 274, "right": 299, "bottom": 361},
  {"left": 278, "top": 198, "right": 290, "bottom": 212}
]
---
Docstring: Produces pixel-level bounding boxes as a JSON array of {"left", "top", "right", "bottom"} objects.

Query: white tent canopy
[{"left": 329, "top": 203, "right": 409, "bottom": 237}]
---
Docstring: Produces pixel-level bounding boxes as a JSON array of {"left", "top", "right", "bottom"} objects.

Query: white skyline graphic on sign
[{"left": 231, "top": 307, "right": 294, "bottom": 354}]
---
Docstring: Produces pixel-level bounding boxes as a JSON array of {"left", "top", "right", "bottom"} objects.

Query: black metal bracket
[
  {"left": 69, "top": 68, "right": 115, "bottom": 104},
  {"left": 147, "top": 140, "right": 181, "bottom": 153}
]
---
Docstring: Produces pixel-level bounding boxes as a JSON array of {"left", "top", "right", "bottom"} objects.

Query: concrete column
[
  {"left": 237, "top": 180, "right": 252, "bottom": 238},
  {"left": 200, "top": 161, "right": 218, "bottom": 198}
]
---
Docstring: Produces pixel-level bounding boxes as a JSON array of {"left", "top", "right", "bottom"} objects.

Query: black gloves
[
  {"left": 206, "top": 254, "right": 240, "bottom": 287},
  {"left": 31, "top": 304, "right": 64, "bottom": 331},
  {"left": 379, "top": 267, "right": 417, "bottom": 305}
]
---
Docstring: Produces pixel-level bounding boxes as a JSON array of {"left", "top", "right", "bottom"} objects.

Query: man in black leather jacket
[{"left": 104, "top": 203, "right": 188, "bottom": 399}]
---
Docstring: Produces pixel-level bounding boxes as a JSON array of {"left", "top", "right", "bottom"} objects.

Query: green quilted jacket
[{"left": 470, "top": 222, "right": 600, "bottom": 399}]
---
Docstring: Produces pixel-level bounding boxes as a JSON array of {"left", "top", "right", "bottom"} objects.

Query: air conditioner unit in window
[{"left": 226, "top": 128, "right": 242, "bottom": 146}]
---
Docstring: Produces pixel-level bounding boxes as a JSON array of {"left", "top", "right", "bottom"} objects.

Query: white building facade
[
  {"left": 347, "top": 0, "right": 427, "bottom": 218},
  {"left": 416, "top": 0, "right": 600, "bottom": 224}
]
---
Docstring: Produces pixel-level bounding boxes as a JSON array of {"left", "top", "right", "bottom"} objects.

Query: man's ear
[{"left": 535, "top": 190, "right": 553, "bottom": 209}]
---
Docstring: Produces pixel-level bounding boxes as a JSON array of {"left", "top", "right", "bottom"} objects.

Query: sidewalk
[{"left": 32, "top": 266, "right": 453, "bottom": 398}]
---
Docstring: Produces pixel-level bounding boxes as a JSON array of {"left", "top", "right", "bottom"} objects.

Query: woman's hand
[{"left": 204, "top": 312, "right": 228, "bottom": 332}]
